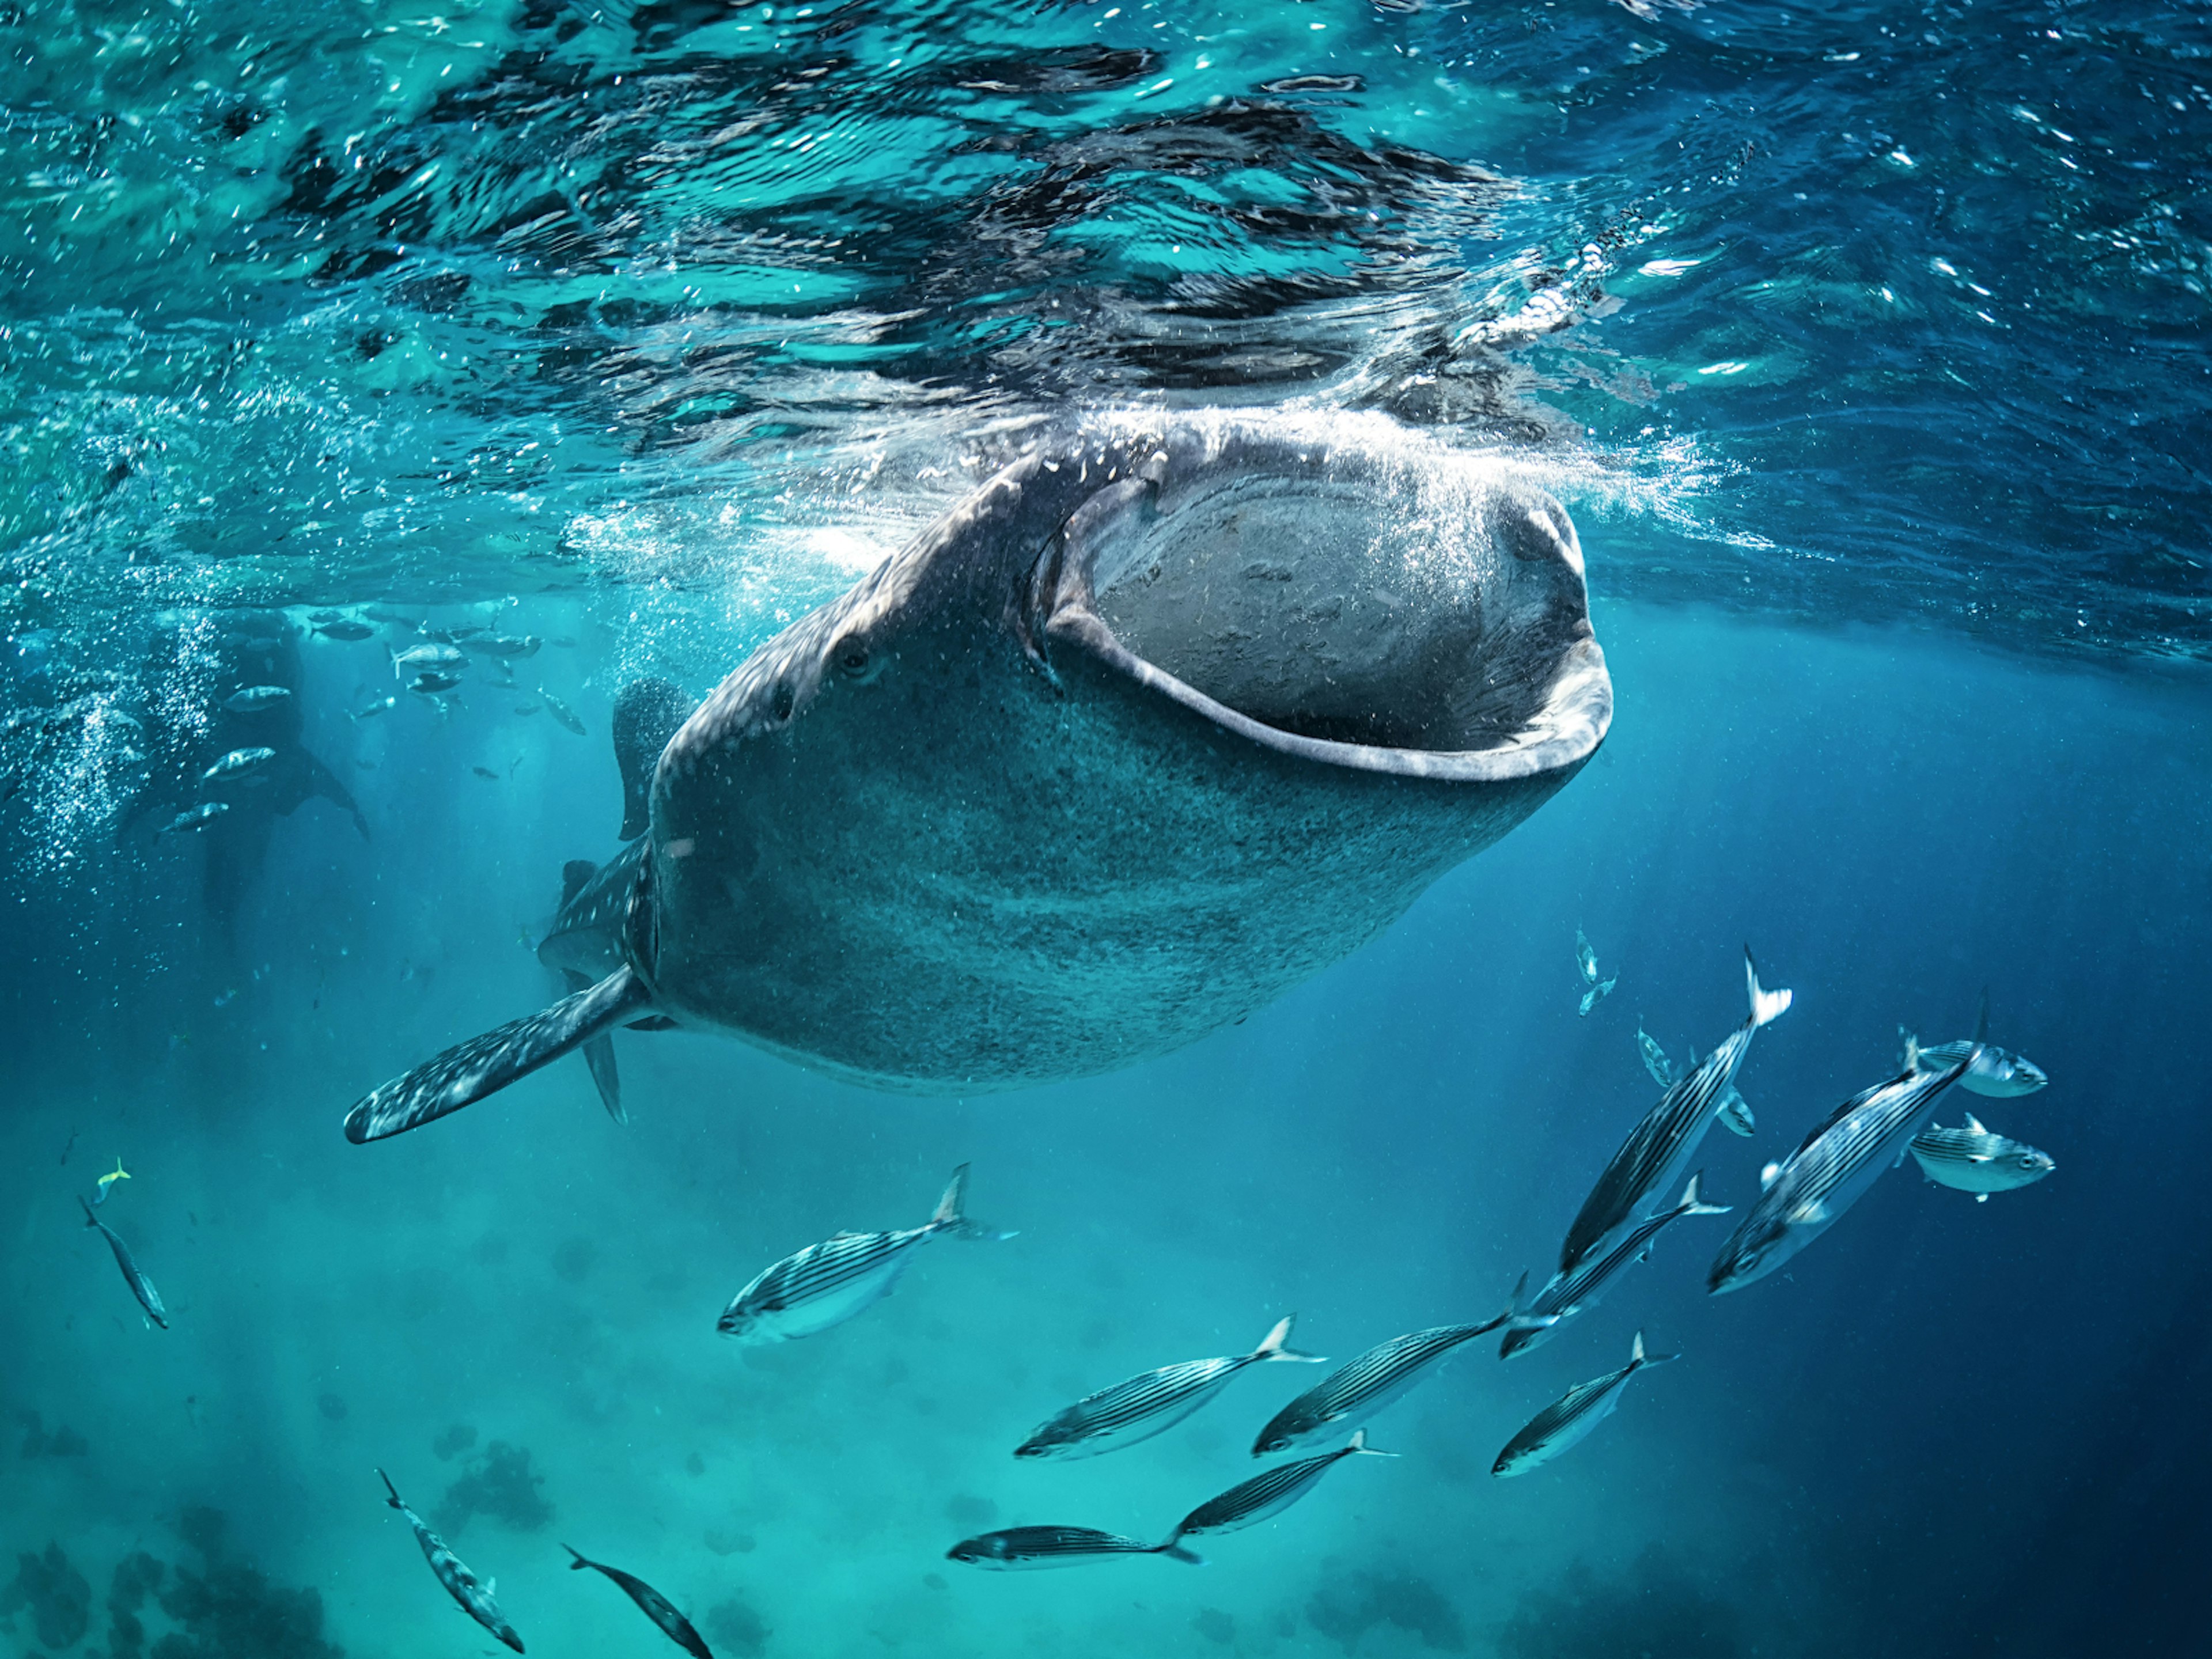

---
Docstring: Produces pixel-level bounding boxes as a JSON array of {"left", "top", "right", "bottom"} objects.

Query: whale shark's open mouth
[{"left": 1041, "top": 428, "right": 1609, "bottom": 783}]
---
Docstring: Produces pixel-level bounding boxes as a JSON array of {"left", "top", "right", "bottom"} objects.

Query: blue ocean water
[{"left": 3, "top": 2, "right": 2209, "bottom": 1657}]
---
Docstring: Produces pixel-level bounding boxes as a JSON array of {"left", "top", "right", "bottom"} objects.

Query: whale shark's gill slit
[{"left": 343, "top": 968, "right": 654, "bottom": 1143}]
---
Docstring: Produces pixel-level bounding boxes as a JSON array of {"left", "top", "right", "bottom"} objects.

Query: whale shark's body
[{"left": 346, "top": 410, "right": 1611, "bottom": 1141}]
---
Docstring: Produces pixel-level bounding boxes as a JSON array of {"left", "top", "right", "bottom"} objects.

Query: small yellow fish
[{"left": 93, "top": 1159, "right": 131, "bottom": 1206}]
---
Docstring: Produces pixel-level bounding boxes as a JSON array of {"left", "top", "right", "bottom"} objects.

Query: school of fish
[{"left": 65, "top": 603, "right": 2062, "bottom": 1641}]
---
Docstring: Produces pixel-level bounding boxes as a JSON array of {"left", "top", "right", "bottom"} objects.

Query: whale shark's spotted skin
[{"left": 343, "top": 411, "right": 1612, "bottom": 1140}]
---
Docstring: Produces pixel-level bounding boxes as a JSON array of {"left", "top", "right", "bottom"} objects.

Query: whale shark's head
[{"left": 648, "top": 410, "right": 1611, "bottom": 1088}]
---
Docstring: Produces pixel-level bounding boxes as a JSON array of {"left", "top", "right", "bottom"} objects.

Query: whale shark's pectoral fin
[
  {"left": 344, "top": 968, "right": 654, "bottom": 1143},
  {"left": 562, "top": 969, "right": 627, "bottom": 1126}
]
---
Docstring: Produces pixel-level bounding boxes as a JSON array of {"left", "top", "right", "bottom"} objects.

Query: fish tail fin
[
  {"left": 1153, "top": 1540, "right": 1206, "bottom": 1566},
  {"left": 1494, "top": 1270, "right": 1551, "bottom": 1334},
  {"left": 1253, "top": 1314, "right": 1324, "bottom": 1364},
  {"left": 1630, "top": 1330, "right": 1680, "bottom": 1369},
  {"left": 1745, "top": 948, "right": 1792, "bottom": 1028},
  {"left": 1346, "top": 1429, "right": 1399, "bottom": 1458},
  {"left": 929, "top": 1164, "right": 1013, "bottom": 1240},
  {"left": 376, "top": 1468, "right": 403, "bottom": 1509},
  {"left": 1679, "top": 1172, "right": 1732, "bottom": 1217},
  {"left": 931, "top": 1163, "right": 969, "bottom": 1227},
  {"left": 563, "top": 1546, "right": 588, "bottom": 1570},
  {"left": 343, "top": 967, "right": 653, "bottom": 1143},
  {"left": 1973, "top": 986, "right": 1990, "bottom": 1044}
]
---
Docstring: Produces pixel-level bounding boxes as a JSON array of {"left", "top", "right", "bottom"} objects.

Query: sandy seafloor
[{"left": 5, "top": 601, "right": 2206, "bottom": 1659}]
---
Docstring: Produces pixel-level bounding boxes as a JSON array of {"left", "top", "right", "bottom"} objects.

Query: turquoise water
[{"left": 5, "top": 3, "right": 2211, "bottom": 1657}]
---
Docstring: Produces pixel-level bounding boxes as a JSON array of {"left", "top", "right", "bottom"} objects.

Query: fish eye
[{"left": 835, "top": 641, "right": 872, "bottom": 679}]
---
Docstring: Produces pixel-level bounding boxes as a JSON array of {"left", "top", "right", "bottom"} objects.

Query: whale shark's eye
[{"left": 836, "top": 642, "right": 871, "bottom": 679}]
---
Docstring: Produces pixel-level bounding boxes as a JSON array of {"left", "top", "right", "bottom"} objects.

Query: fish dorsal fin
[
  {"left": 1904, "top": 1033, "right": 1922, "bottom": 1071},
  {"left": 1973, "top": 987, "right": 1990, "bottom": 1045},
  {"left": 1964, "top": 1113, "right": 1987, "bottom": 1135},
  {"left": 1787, "top": 1198, "right": 1829, "bottom": 1226},
  {"left": 1631, "top": 1330, "right": 1645, "bottom": 1364},
  {"left": 1760, "top": 1162, "right": 1781, "bottom": 1190}
]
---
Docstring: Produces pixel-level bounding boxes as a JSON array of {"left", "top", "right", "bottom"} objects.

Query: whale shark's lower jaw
[{"left": 649, "top": 410, "right": 1613, "bottom": 1092}]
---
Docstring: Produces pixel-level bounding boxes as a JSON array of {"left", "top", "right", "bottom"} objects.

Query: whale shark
[{"left": 344, "top": 410, "right": 1611, "bottom": 1142}]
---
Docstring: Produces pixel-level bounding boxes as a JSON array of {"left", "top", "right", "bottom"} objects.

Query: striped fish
[
  {"left": 564, "top": 1546, "right": 711, "bottom": 1659},
  {"left": 1708, "top": 1047, "right": 1973, "bottom": 1295},
  {"left": 1638, "top": 1022, "right": 1755, "bottom": 1138},
  {"left": 377, "top": 1469, "right": 524, "bottom": 1653},
  {"left": 1900, "top": 990, "right": 2047, "bottom": 1098},
  {"left": 1560, "top": 950, "right": 1791, "bottom": 1271},
  {"left": 78, "top": 1197, "right": 166, "bottom": 1330},
  {"left": 1910, "top": 1114, "right": 2055, "bottom": 1202},
  {"left": 945, "top": 1526, "right": 1202, "bottom": 1570},
  {"left": 1018, "top": 1315, "right": 1321, "bottom": 1460},
  {"left": 1493, "top": 1330, "right": 1676, "bottom": 1477},
  {"left": 1251, "top": 1287, "right": 1522, "bottom": 1455},
  {"left": 1500, "top": 1173, "right": 1730, "bottom": 1360},
  {"left": 717, "top": 1165, "right": 1009, "bottom": 1344},
  {"left": 1167, "top": 1431, "right": 1395, "bottom": 1544}
]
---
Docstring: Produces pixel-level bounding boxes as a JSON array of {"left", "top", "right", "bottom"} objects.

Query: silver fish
[
  {"left": 78, "top": 1197, "right": 166, "bottom": 1328},
  {"left": 946, "top": 1527, "right": 1201, "bottom": 1570},
  {"left": 223, "top": 685, "right": 292, "bottom": 713},
  {"left": 1910, "top": 1113, "right": 2055, "bottom": 1202},
  {"left": 717, "top": 1165, "right": 1007, "bottom": 1343},
  {"left": 1560, "top": 950, "right": 1791, "bottom": 1271},
  {"left": 314, "top": 619, "right": 376, "bottom": 641},
  {"left": 1501, "top": 1172, "right": 1730, "bottom": 1359},
  {"left": 200, "top": 746, "right": 275, "bottom": 783},
  {"left": 1575, "top": 925, "right": 1617, "bottom": 1016},
  {"left": 377, "top": 1469, "right": 523, "bottom": 1653},
  {"left": 1709, "top": 1047, "right": 1974, "bottom": 1294},
  {"left": 1252, "top": 1288, "right": 1522, "bottom": 1455},
  {"left": 1492, "top": 1331, "right": 1675, "bottom": 1477},
  {"left": 1168, "top": 1430, "right": 1395, "bottom": 1544},
  {"left": 1638, "top": 1022, "right": 1755, "bottom": 1138},
  {"left": 539, "top": 690, "right": 586, "bottom": 736},
  {"left": 392, "top": 642, "right": 468, "bottom": 677},
  {"left": 1018, "top": 1315, "right": 1321, "bottom": 1461},
  {"left": 477, "top": 634, "right": 541, "bottom": 658},
  {"left": 408, "top": 671, "right": 463, "bottom": 695},
  {"left": 563, "top": 1547, "right": 710, "bottom": 1659},
  {"left": 352, "top": 695, "right": 396, "bottom": 720},
  {"left": 160, "top": 802, "right": 230, "bottom": 834},
  {"left": 1900, "top": 991, "right": 2048, "bottom": 1097}
]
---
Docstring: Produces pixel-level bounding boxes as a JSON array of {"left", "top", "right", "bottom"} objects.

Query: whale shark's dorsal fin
[
  {"left": 344, "top": 968, "right": 655, "bottom": 1143},
  {"left": 559, "top": 859, "right": 597, "bottom": 910}
]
